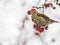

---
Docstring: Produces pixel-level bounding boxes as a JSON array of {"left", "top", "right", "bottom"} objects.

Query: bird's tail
[{"left": 50, "top": 19, "right": 59, "bottom": 23}]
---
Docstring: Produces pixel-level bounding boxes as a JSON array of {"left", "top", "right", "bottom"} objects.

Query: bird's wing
[
  {"left": 37, "top": 16, "right": 48, "bottom": 26},
  {"left": 37, "top": 13, "right": 50, "bottom": 21}
]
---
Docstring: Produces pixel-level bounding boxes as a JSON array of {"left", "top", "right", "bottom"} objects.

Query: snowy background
[{"left": 0, "top": 0, "right": 60, "bottom": 45}]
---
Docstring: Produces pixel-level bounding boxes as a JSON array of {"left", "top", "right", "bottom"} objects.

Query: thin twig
[
  {"left": 32, "top": 6, "right": 43, "bottom": 9},
  {"left": 43, "top": 0, "right": 47, "bottom": 13}
]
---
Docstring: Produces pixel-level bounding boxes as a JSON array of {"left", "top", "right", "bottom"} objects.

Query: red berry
[
  {"left": 36, "top": 26, "right": 40, "bottom": 30},
  {"left": 56, "top": 0, "right": 59, "bottom": 2},
  {"left": 33, "top": 25, "right": 44, "bottom": 32},
  {"left": 56, "top": 3, "right": 60, "bottom": 6},
  {"left": 58, "top": 3, "right": 60, "bottom": 6},
  {"left": 43, "top": 3, "right": 50, "bottom": 8},
  {"left": 53, "top": 7, "right": 56, "bottom": 9},
  {"left": 27, "top": 11, "right": 31, "bottom": 15},
  {"left": 33, "top": 24, "right": 37, "bottom": 28},
  {"left": 39, "top": 28, "right": 44, "bottom": 32},
  {"left": 45, "top": 26, "right": 48, "bottom": 30},
  {"left": 56, "top": 2, "right": 58, "bottom": 5}
]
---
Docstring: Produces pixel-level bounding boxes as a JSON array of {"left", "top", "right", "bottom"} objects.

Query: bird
[{"left": 27, "top": 8, "right": 59, "bottom": 28}]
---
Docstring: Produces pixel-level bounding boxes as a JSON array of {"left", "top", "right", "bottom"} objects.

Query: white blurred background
[{"left": 0, "top": 0, "right": 60, "bottom": 45}]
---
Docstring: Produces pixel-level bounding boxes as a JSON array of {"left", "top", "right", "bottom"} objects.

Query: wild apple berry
[
  {"left": 39, "top": 27, "right": 44, "bottom": 32},
  {"left": 36, "top": 26, "right": 40, "bottom": 31},
  {"left": 27, "top": 10, "right": 31, "bottom": 15},
  {"left": 33, "top": 25, "right": 44, "bottom": 33},
  {"left": 33, "top": 24, "right": 37, "bottom": 28},
  {"left": 45, "top": 26, "right": 48, "bottom": 30},
  {"left": 53, "top": 7, "right": 56, "bottom": 9}
]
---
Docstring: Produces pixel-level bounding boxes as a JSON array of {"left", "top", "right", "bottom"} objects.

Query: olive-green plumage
[{"left": 31, "top": 10, "right": 59, "bottom": 27}]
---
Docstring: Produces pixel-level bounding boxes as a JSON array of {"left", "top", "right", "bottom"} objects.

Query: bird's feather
[{"left": 37, "top": 13, "right": 50, "bottom": 21}]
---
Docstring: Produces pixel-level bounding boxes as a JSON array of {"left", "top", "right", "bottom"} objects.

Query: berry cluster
[
  {"left": 43, "top": 0, "right": 60, "bottom": 10},
  {"left": 56, "top": 0, "right": 60, "bottom": 6},
  {"left": 43, "top": 3, "right": 56, "bottom": 9},
  {"left": 33, "top": 24, "right": 48, "bottom": 33}
]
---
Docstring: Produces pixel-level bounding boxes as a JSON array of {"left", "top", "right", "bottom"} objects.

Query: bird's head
[{"left": 27, "top": 8, "right": 37, "bottom": 15}]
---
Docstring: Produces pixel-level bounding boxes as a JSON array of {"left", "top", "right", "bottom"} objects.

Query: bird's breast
[
  {"left": 31, "top": 14, "right": 39, "bottom": 24},
  {"left": 31, "top": 14, "right": 48, "bottom": 26}
]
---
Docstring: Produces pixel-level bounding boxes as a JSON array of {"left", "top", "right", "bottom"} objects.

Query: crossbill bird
[{"left": 27, "top": 8, "right": 59, "bottom": 31}]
